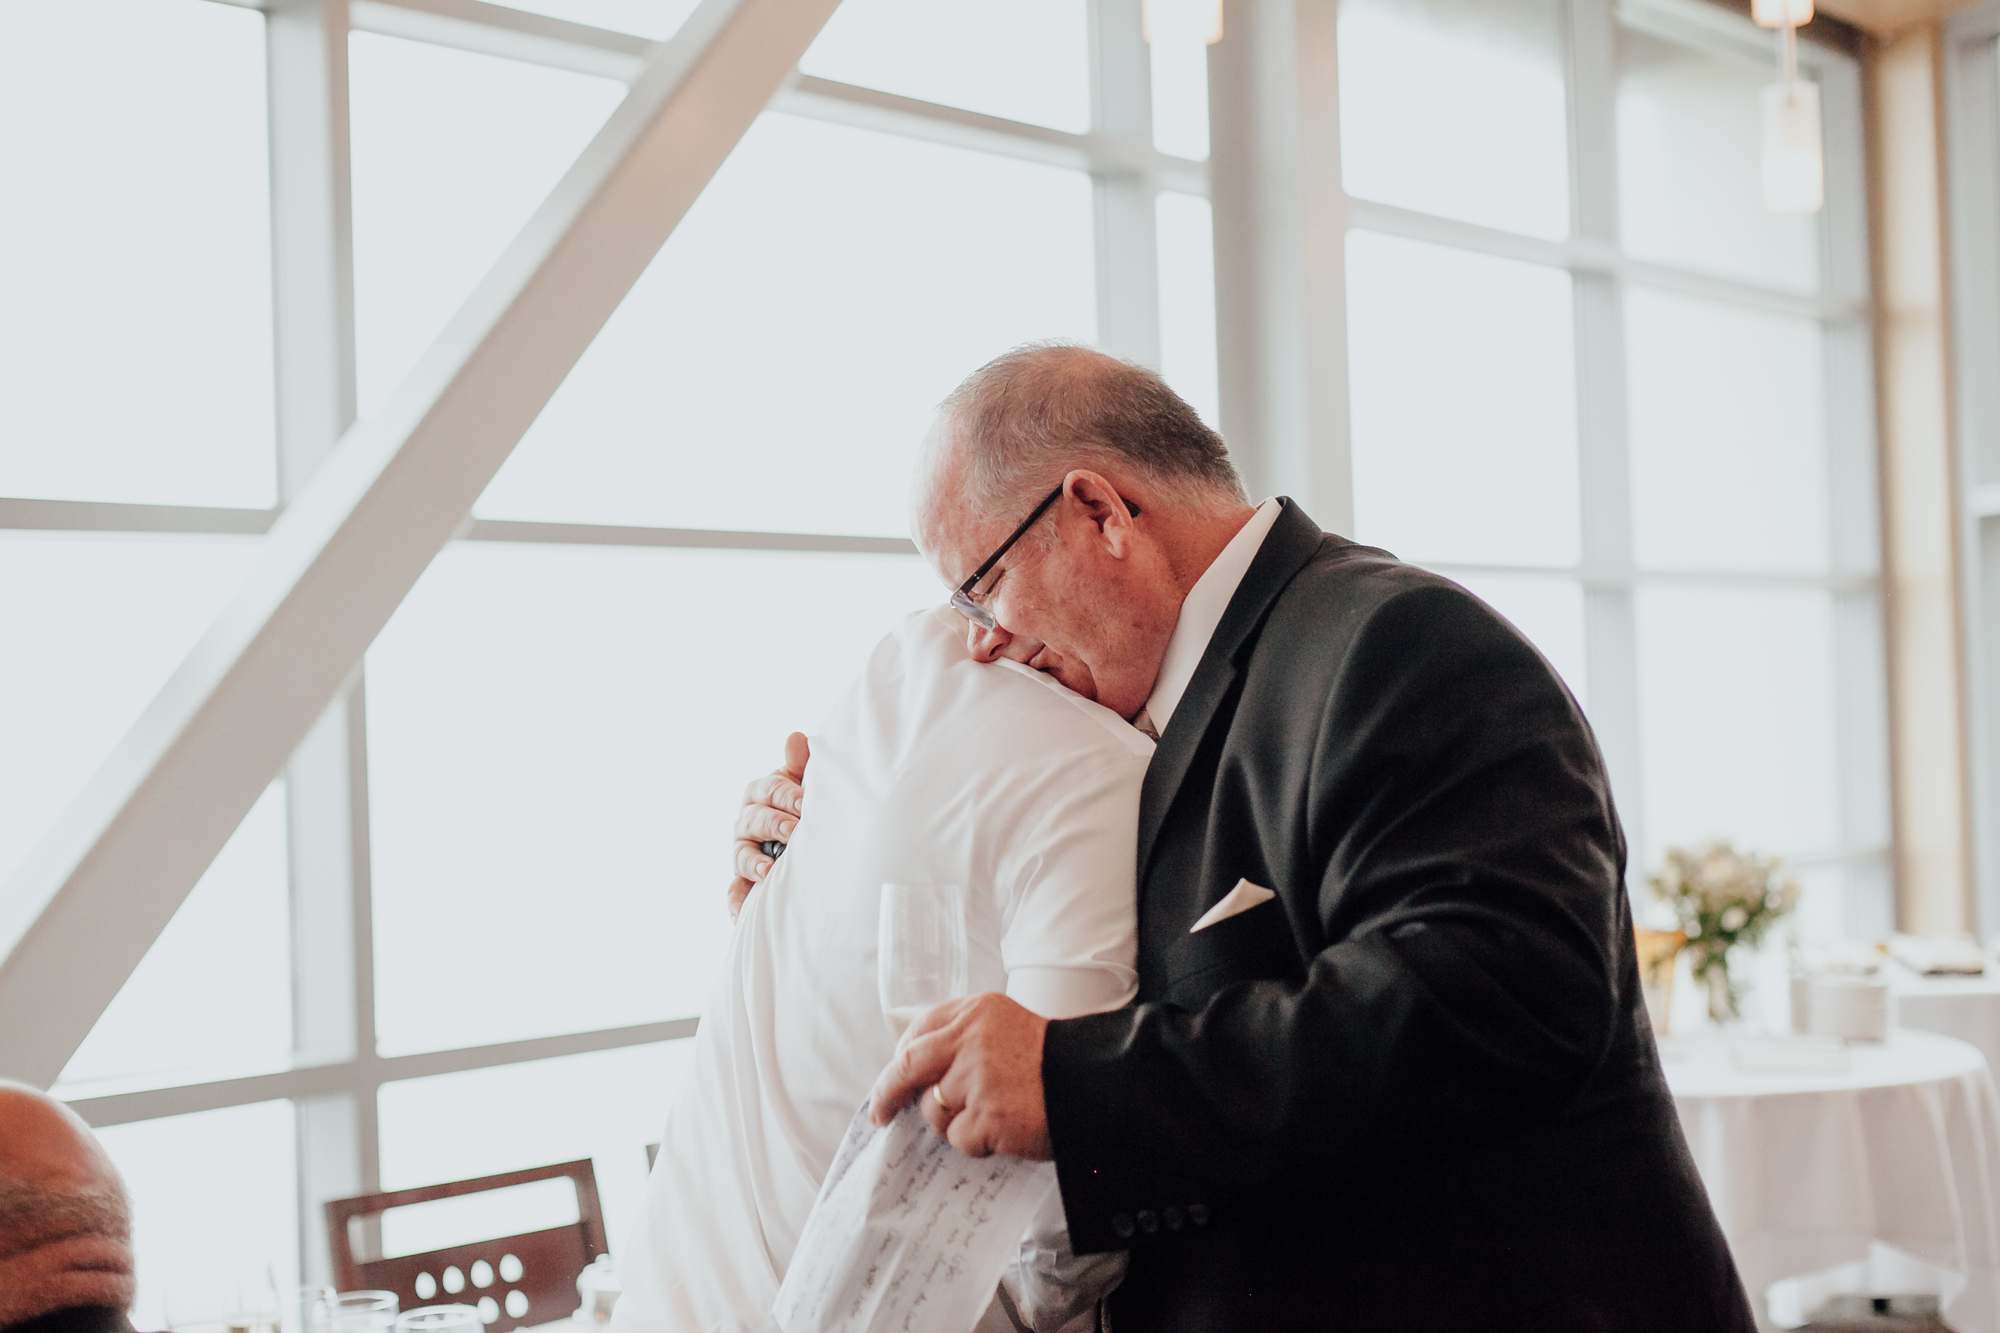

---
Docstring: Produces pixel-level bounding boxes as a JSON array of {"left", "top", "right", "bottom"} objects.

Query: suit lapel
[{"left": 1136, "top": 500, "right": 1328, "bottom": 884}]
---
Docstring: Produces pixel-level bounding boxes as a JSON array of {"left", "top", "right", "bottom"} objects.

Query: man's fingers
[
  {"left": 733, "top": 799, "right": 799, "bottom": 846},
  {"left": 923, "top": 1066, "right": 978, "bottom": 1144},
  {"left": 722, "top": 735, "right": 808, "bottom": 920},
  {"left": 781, "top": 731, "right": 810, "bottom": 782},
  {"left": 870, "top": 1022, "right": 959, "bottom": 1124},
  {"left": 740, "top": 774, "right": 804, "bottom": 823},
  {"left": 919, "top": 1084, "right": 955, "bottom": 1138},
  {"left": 731, "top": 787, "right": 798, "bottom": 884},
  {"left": 945, "top": 1107, "right": 995, "bottom": 1158},
  {"left": 731, "top": 812, "right": 789, "bottom": 884},
  {"left": 732, "top": 843, "right": 776, "bottom": 884}
]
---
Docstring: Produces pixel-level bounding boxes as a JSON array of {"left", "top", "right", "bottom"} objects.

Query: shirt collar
[{"left": 1138, "top": 498, "right": 1281, "bottom": 737}]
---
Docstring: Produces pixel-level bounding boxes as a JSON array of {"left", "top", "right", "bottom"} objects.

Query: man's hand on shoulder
[
  {"left": 870, "top": 993, "right": 1052, "bottom": 1161},
  {"left": 727, "top": 732, "right": 808, "bottom": 919}
]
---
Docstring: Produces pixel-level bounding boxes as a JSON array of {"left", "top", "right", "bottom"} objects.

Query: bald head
[
  {"left": 913, "top": 342, "right": 1245, "bottom": 548},
  {"left": 0, "top": 1083, "right": 134, "bottom": 1329},
  {"left": 911, "top": 343, "right": 1258, "bottom": 719}
]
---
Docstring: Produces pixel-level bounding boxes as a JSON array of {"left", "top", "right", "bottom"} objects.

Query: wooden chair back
[{"left": 324, "top": 1160, "right": 607, "bottom": 1333}]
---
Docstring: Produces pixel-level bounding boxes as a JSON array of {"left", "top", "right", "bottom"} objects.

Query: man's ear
[{"left": 1064, "top": 470, "right": 1138, "bottom": 556}]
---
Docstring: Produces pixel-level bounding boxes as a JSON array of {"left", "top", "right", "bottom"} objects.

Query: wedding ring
[{"left": 932, "top": 1085, "right": 954, "bottom": 1114}]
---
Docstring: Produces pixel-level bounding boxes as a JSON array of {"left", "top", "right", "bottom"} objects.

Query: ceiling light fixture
[
  {"left": 1755, "top": 0, "right": 1823, "bottom": 213},
  {"left": 1752, "top": 0, "right": 1813, "bottom": 25}
]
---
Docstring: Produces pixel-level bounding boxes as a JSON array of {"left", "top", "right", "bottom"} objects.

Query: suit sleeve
[{"left": 1040, "top": 580, "right": 1632, "bottom": 1253}]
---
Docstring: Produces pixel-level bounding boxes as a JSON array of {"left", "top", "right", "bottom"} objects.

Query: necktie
[{"left": 1132, "top": 707, "right": 1159, "bottom": 740}]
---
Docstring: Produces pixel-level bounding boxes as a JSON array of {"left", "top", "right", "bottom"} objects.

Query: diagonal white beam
[{"left": 0, "top": 0, "right": 842, "bottom": 1089}]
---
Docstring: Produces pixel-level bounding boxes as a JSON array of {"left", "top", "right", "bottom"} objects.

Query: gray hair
[
  {"left": 928, "top": 342, "right": 1247, "bottom": 530},
  {"left": 0, "top": 1181, "right": 130, "bottom": 1262},
  {"left": 0, "top": 1181, "right": 133, "bottom": 1329}
]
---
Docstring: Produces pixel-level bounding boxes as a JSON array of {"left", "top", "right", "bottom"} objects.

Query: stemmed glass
[
  {"left": 163, "top": 1271, "right": 318, "bottom": 1333},
  {"left": 877, "top": 883, "right": 969, "bottom": 1039},
  {"left": 393, "top": 1307, "right": 482, "bottom": 1333},
  {"left": 287, "top": 1287, "right": 337, "bottom": 1333},
  {"left": 328, "top": 1293, "right": 398, "bottom": 1333}
]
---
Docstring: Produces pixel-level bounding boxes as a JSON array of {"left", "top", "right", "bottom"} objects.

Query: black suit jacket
[
  {"left": 1041, "top": 501, "right": 1754, "bottom": 1332},
  {"left": 4, "top": 1310, "right": 133, "bottom": 1333}
]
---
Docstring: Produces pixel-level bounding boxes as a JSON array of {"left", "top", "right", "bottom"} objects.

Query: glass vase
[{"left": 1704, "top": 964, "right": 1736, "bottom": 1024}]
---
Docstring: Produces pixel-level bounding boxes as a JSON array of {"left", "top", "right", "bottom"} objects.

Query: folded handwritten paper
[{"left": 775, "top": 1100, "right": 1056, "bottom": 1333}]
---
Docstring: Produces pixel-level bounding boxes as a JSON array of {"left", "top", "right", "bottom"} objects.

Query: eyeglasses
[
  {"left": 948, "top": 483, "right": 1139, "bottom": 632},
  {"left": 949, "top": 483, "right": 1064, "bottom": 632}
]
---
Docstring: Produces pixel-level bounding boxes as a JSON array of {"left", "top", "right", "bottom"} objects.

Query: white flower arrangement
[{"left": 1651, "top": 841, "right": 1800, "bottom": 1022}]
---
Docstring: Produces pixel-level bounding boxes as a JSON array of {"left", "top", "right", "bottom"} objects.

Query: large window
[
  {"left": 1335, "top": 0, "right": 1886, "bottom": 972},
  {"left": 3, "top": 0, "right": 1210, "bottom": 1320},
  {"left": 0, "top": 0, "right": 276, "bottom": 508},
  {"left": 2, "top": 0, "right": 1885, "bottom": 1317}
]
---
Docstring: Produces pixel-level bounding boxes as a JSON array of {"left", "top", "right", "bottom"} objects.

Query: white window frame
[
  {"left": 1206, "top": 0, "right": 1887, "bottom": 928},
  {"left": 1939, "top": 1, "right": 2000, "bottom": 939},
  {"left": 8, "top": 0, "right": 1199, "bottom": 1286},
  {"left": 4, "top": 0, "right": 1890, "bottom": 1289}
]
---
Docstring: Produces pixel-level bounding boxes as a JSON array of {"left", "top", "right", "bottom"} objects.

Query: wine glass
[
  {"left": 878, "top": 883, "right": 969, "bottom": 1038},
  {"left": 328, "top": 1292, "right": 398, "bottom": 1333},
  {"left": 163, "top": 1269, "right": 291, "bottom": 1333},
  {"left": 393, "top": 1306, "right": 483, "bottom": 1333},
  {"left": 287, "top": 1287, "right": 336, "bottom": 1333}
]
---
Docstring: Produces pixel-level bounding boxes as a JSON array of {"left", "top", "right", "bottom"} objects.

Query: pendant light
[
  {"left": 1751, "top": 0, "right": 1813, "bottom": 24},
  {"left": 1756, "top": 0, "right": 1823, "bottom": 213}
]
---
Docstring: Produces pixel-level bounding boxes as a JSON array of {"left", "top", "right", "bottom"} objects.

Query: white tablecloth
[
  {"left": 1667, "top": 1029, "right": 2000, "bottom": 1330},
  {"left": 1894, "top": 970, "right": 2000, "bottom": 1079}
]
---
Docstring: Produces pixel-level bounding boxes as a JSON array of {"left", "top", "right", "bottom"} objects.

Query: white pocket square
[{"left": 1190, "top": 879, "right": 1276, "bottom": 933}]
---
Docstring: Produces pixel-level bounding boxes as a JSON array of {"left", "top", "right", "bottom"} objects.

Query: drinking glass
[
  {"left": 287, "top": 1288, "right": 336, "bottom": 1333},
  {"left": 393, "top": 1307, "right": 482, "bottom": 1333},
  {"left": 164, "top": 1270, "right": 297, "bottom": 1333},
  {"left": 329, "top": 1292, "right": 398, "bottom": 1333},
  {"left": 878, "top": 883, "right": 969, "bottom": 1038}
]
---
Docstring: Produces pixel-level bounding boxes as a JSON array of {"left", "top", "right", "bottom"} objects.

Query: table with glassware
[
  {"left": 162, "top": 1283, "right": 608, "bottom": 1333},
  {"left": 1665, "top": 1027, "right": 2000, "bottom": 1330}
]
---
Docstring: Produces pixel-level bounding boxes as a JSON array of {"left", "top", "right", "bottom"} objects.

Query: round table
[
  {"left": 1666, "top": 1028, "right": 2000, "bottom": 1330},
  {"left": 1893, "top": 968, "right": 2000, "bottom": 1078}
]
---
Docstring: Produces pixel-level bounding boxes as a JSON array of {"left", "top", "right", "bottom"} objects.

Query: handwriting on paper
[{"left": 774, "top": 1100, "right": 1055, "bottom": 1333}]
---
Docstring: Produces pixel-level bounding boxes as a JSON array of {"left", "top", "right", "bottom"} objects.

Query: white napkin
[
  {"left": 1190, "top": 879, "right": 1276, "bottom": 933},
  {"left": 1889, "top": 933, "right": 1986, "bottom": 976}
]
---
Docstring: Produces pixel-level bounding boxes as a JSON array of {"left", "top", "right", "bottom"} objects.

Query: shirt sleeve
[
  {"left": 998, "top": 750, "right": 1146, "bottom": 1021},
  {"left": 986, "top": 731, "right": 1145, "bottom": 1325}
]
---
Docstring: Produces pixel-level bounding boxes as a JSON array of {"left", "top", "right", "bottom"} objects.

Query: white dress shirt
[
  {"left": 1137, "top": 498, "right": 1281, "bottom": 737},
  {"left": 613, "top": 607, "right": 1153, "bottom": 1333}
]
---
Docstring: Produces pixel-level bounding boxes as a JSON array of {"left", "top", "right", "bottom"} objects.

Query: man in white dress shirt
[{"left": 613, "top": 605, "right": 1152, "bottom": 1333}]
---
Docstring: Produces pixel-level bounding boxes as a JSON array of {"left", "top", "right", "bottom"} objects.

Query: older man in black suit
[{"left": 734, "top": 343, "right": 1754, "bottom": 1331}]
